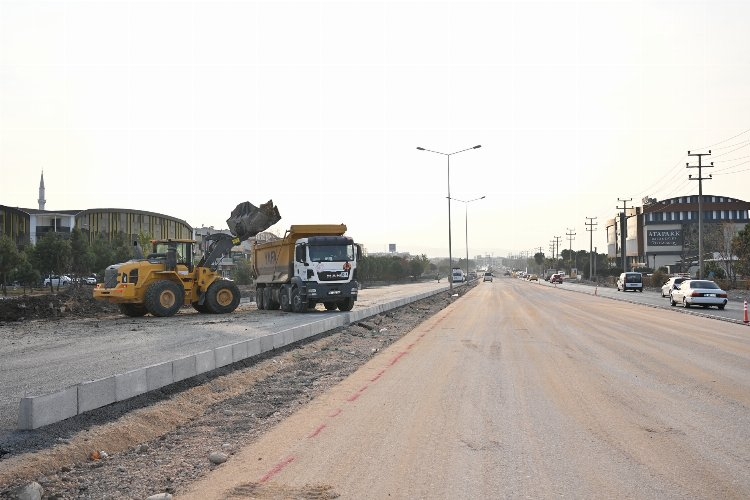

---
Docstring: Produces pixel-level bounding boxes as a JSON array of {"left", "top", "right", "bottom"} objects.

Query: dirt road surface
[
  {"left": 182, "top": 278, "right": 750, "bottom": 499},
  {"left": 2, "top": 277, "right": 750, "bottom": 499},
  {"left": 0, "top": 281, "right": 448, "bottom": 438}
]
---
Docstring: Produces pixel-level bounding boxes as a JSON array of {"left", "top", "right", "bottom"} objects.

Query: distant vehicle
[
  {"left": 84, "top": 275, "right": 97, "bottom": 285},
  {"left": 549, "top": 273, "right": 563, "bottom": 284},
  {"left": 483, "top": 272, "right": 493, "bottom": 282},
  {"left": 616, "top": 272, "right": 643, "bottom": 292},
  {"left": 528, "top": 274, "right": 539, "bottom": 281},
  {"left": 451, "top": 268, "right": 465, "bottom": 283},
  {"left": 503, "top": 271, "right": 511, "bottom": 276},
  {"left": 43, "top": 275, "right": 72, "bottom": 287},
  {"left": 670, "top": 280, "right": 728, "bottom": 309},
  {"left": 468, "top": 272, "right": 478, "bottom": 280},
  {"left": 661, "top": 276, "right": 687, "bottom": 297}
]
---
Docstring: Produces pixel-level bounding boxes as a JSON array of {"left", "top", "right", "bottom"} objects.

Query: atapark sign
[{"left": 647, "top": 229, "right": 682, "bottom": 247}]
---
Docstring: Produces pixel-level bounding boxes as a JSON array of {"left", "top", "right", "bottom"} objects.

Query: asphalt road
[
  {"left": 536, "top": 277, "right": 748, "bottom": 324},
  {"left": 0, "top": 281, "right": 450, "bottom": 438},
  {"left": 182, "top": 277, "right": 750, "bottom": 499}
]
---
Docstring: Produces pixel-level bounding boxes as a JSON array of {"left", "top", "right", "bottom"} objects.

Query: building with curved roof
[{"left": 606, "top": 194, "right": 750, "bottom": 275}]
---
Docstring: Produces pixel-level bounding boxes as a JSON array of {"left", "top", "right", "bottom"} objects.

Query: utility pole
[
  {"left": 566, "top": 228, "right": 576, "bottom": 275},
  {"left": 616, "top": 198, "right": 631, "bottom": 273},
  {"left": 585, "top": 216, "right": 597, "bottom": 280},
  {"left": 554, "top": 235, "right": 562, "bottom": 264},
  {"left": 687, "top": 150, "right": 713, "bottom": 279}
]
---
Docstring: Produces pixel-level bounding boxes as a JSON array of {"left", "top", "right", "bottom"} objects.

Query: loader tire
[
  {"left": 145, "top": 280, "right": 184, "bottom": 317},
  {"left": 205, "top": 280, "right": 241, "bottom": 314},
  {"left": 192, "top": 302, "right": 210, "bottom": 313},
  {"left": 119, "top": 303, "right": 148, "bottom": 317}
]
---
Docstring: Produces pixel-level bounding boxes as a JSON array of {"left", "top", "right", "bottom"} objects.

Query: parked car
[
  {"left": 43, "top": 275, "right": 72, "bottom": 287},
  {"left": 483, "top": 272, "right": 493, "bottom": 282},
  {"left": 670, "top": 279, "right": 728, "bottom": 309},
  {"left": 549, "top": 273, "right": 563, "bottom": 284},
  {"left": 84, "top": 275, "right": 97, "bottom": 285},
  {"left": 528, "top": 274, "right": 539, "bottom": 281},
  {"left": 661, "top": 276, "right": 687, "bottom": 297},
  {"left": 616, "top": 272, "right": 643, "bottom": 292}
]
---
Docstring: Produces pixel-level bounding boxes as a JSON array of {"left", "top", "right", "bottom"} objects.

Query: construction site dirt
[{"left": 0, "top": 283, "right": 470, "bottom": 499}]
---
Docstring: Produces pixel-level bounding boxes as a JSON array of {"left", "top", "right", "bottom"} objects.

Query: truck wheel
[
  {"left": 280, "top": 287, "right": 292, "bottom": 312},
  {"left": 206, "top": 280, "right": 241, "bottom": 314},
  {"left": 119, "top": 303, "right": 147, "bottom": 317},
  {"left": 145, "top": 281, "right": 184, "bottom": 317},
  {"left": 291, "top": 287, "right": 306, "bottom": 313},
  {"left": 256, "top": 287, "right": 266, "bottom": 310},
  {"left": 323, "top": 302, "right": 337, "bottom": 311},
  {"left": 265, "top": 288, "right": 280, "bottom": 310},
  {"left": 338, "top": 298, "right": 354, "bottom": 312}
]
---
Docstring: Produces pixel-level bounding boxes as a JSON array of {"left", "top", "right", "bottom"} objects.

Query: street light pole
[
  {"left": 451, "top": 196, "right": 486, "bottom": 278},
  {"left": 417, "top": 145, "right": 481, "bottom": 291}
]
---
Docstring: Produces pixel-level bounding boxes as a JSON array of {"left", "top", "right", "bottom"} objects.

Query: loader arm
[{"left": 198, "top": 233, "right": 241, "bottom": 270}]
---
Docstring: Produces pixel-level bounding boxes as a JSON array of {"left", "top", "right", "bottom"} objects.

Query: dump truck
[
  {"left": 93, "top": 200, "right": 281, "bottom": 317},
  {"left": 253, "top": 224, "right": 360, "bottom": 313}
]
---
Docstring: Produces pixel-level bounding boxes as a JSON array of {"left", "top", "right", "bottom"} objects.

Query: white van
[
  {"left": 451, "top": 268, "right": 465, "bottom": 283},
  {"left": 617, "top": 272, "right": 643, "bottom": 292}
]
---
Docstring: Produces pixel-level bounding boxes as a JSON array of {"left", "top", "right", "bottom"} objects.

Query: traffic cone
[{"left": 744, "top": 300, "right": 749, "bottom": 325}]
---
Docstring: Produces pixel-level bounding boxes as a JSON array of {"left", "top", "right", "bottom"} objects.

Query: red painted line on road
[
  {"left": 346, "top": 385, "right": 369, "bottom": 402},
  {"left": 389, "top": 351, "right": 408, "bottom": 366},
  {"left": 307, "top": 423, "right": 327, "bottom": 439},
  {"left": 259, "top": 455, "right": 295, "bottom": 483},
  {"left": 328, "top": 408, "right": 343, "bottom": 418},
  {"left": 370, "top": 369, "right": 387, "bottom": 382}
]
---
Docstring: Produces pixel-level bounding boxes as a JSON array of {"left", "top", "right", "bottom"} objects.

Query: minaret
[{"left": 38, "top": 171, "right": 46, "bottom": 210}]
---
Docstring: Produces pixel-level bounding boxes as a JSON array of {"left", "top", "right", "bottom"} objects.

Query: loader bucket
[{"left": 227, "top": 200, "right": 281, "bottom": 241}]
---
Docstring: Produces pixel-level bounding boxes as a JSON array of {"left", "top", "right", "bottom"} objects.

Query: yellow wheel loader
[{"left": 93, "top": 200, "right": 281, "bottom": 317}]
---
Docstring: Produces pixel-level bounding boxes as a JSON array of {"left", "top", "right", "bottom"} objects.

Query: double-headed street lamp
[
  {"left": 451, "top": 196, "right": 485, "bottom": 278},
  {"left": 416, "top": 145, "right": 482, "bottom": 291}
]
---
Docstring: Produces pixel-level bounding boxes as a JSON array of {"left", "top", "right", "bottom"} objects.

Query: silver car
[
  {"left": 670, "top": 279, "right": 728, "bottom": 310},
  {"left": 661, "top": 276, "right": 687, "bottom": 297}
]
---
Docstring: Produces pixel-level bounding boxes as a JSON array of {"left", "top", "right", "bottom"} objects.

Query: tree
[
  {"left": 731, "top": 223, "right": 750, "bottom": 278},
  {"left": 91, "top": 234, "right": 116, "bottom": 274},
  {"left": 534, "top": 252, "right": 544, "bottom": 275},
  {"left": 0, "top": 235, "right": 22, "bottom": 296},
  {"left": 232, "top": 257, "right": 254, "bottom": 285},
  {"left": 33, "top": 233, "right": 72, "bottom": 291},
  {"left": 70, "top": 228, "right": 95, "bottom": 280}
]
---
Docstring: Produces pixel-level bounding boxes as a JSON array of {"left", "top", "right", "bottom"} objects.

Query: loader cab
[{"left": 149, "top": 239, "right": 194, "bottom": 271}]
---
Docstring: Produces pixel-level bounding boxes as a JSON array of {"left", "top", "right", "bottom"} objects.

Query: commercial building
[{"left": 606, "top": 195, "right": 750, "bottom": 274}]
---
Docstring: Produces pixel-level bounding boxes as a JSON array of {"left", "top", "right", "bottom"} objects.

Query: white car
[
  {"left": 84, "top": 275, "right": 97, "bottom": 285},
  {"left": 43, "top": 275, "right": 72, "bottom": 287},
  {"left": 661, "top": 276, "right": 687, "bottom": 297},
  {"left": 670, "top": 279, "right": 728, "bottom": 310}
]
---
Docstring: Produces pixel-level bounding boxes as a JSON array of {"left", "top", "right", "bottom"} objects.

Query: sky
[{"left": 1, "top": 0, "right": 749, "bottom": 260}]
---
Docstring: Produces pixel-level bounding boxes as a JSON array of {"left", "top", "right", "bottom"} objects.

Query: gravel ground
[{"left": 0, "top": 286, "right": 470, "bottom": 499}]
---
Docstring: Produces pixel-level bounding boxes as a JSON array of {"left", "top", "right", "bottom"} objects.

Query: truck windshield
[{"left": 309, "top": 244, "right": 354, "bottom": 263}]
